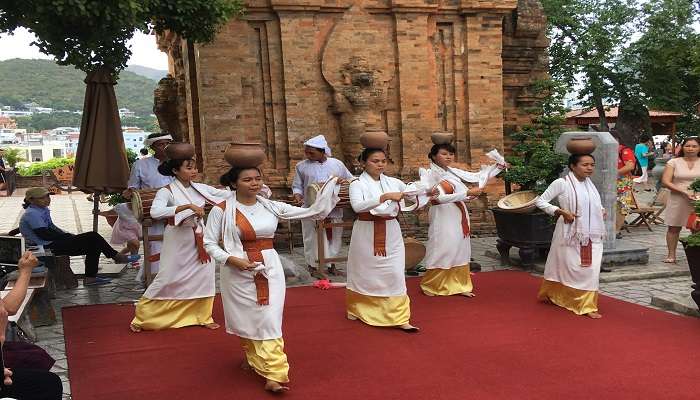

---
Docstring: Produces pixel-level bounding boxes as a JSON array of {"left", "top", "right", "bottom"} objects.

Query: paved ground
[{"left": 0, "top": 186, "right": 696, "bottom": 399}]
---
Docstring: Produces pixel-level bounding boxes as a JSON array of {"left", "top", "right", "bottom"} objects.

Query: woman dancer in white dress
[
  {"left": 420, "top": 142, "right": 505, "bottom": 297},
  {"left": 131, "top": 151, "right": 230, "bottom": 332},
  {"left": 535, "top": 153, "right": 605, "bottom": 319},
  {"left": 346, "top": 147, "right": 429, "bottom": 332},
  {"left": 204, "top": 158, "right": 338, "bottom": 393}
]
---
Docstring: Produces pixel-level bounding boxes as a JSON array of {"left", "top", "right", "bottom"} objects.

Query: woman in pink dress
[
  {"left": 110, "top": 203, "right": 142, "bottom": 268},
  {"left": 661, "top": 137, "right": 700, "bottom": 263}
]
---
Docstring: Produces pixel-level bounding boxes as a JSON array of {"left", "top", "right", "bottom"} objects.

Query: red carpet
[{"left": 63, "top": 271, "right": 699, "bottom": 400}]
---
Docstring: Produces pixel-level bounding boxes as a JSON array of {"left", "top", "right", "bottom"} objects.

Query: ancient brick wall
[{"left": 157, "top": 0, "right": 548, "bottom": 234}]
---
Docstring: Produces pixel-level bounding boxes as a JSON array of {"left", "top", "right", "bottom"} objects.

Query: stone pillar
[
  {"left": 464, "top": 12, "right": 505, "bottom": 163},
  {"left": 393, "top": 5, "right": 439, "bottom": 176}
]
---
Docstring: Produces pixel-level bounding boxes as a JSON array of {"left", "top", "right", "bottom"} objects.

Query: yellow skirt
[
  {"left": 346, "top": 289, "right": 411, "bottom": 327},
  {"left": 240, "top": 337, "right": 290, "bottom": 383},
  {"left": 420, "top": 265, "right": 473, "bottom": 296},
  {"left": 537, "top": 279, "right": 599, "bottom": 315},
  {"left": 131, "top": 296, "right": 215, "bottom": 330}
]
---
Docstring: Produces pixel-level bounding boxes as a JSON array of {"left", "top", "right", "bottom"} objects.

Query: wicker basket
[{"left": 496, "top": 191, "right": 539, "bottom": 214}]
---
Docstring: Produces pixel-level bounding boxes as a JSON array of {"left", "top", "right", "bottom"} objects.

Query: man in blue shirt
[
  {"left": 633, "top": 134, "right": 654, "bottom": 189},
  {"left": 19, "top": 187, "right": 139, "bottom": 286}
]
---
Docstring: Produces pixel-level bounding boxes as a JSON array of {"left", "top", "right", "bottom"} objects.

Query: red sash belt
[
  {"left": 235, "top": 209, "right": 274, "bottom": 305},
  {"left": 165, "top": 217, "right": 210, "bottom": 263},
  {"left": 431, "top": 180, "right": 470, "bottom": 238},
  {"left": 357, "top": 212, "right": 396, "bottom": 257}
]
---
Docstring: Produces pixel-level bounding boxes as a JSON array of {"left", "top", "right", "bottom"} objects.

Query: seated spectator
[
  {"left": 0, "top": 252, "right": 63, "bottom": 400},
  {"left": 18, "top": 187, "right": 139, "bottom": 286}
]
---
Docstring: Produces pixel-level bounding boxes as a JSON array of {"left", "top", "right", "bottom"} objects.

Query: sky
[{"left": 0, "top": 27, "right": 168, "bottom": 71}]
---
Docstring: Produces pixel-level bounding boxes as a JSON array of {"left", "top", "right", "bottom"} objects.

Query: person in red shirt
[{"left": 614, "top": 131, "right": 636, "bottom": 234}]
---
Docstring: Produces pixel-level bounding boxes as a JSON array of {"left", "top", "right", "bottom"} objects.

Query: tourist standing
[
  {"left": 124, "top": 132, "right": 174, "bottom": 281},
  {"left": 420, "top": 141, "right": 505, "bottom": 297},
  {"left": 535, "top": 153, "right": 605, "bottom": 318},
  {"left": 612, "top": 131, "right": 635, "bottom": 234},
  {"left": 633, "top": 135, "right": 654, "bottom": 189},
  {"left": 346, "top": 139, "right": 428, "bottom": 332},
  {"left": 291, "top": 134, "right": 354, "bottom": 278},
  {"left": 661, "top": 137, "right": 700, "bottom": 263},
  {"left": 130, "top": 145, "right": 230, "bottom": 332},
  {"left": 204, "top": 146, "right": 339, "bottom": 393}
]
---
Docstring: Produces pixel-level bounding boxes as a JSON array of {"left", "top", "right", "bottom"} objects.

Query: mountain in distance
[
  {"left": 126, "top": 65, "right": 168, "bottom": 81},
  {"left": 0, "top": 59, "right": 158, "bottom": 116}
]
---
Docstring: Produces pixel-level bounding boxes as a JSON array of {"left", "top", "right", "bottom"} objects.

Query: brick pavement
[{"left": 0, "top": 189, "right": 696, "bottom": 399}]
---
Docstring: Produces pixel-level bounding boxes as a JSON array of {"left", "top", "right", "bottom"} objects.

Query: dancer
[
  {"left": 346, "top": 135, "right": 429, "bottom": 332},
  {"left": 420, "top": 140, "right": 506, "bottom": 297},
  {"left": 291, "top": 134, "right": 354, "bottom": 278},
  {"left": 125, "top": 132, "right": 174, "bottom": 281},
  {"left": 130, "top": 145, "right": 230, "bottom": 332},
  {"left": 535, "top": 152, "right": 605, "bottom": 318},
  {"left": 204, "top": 146, "right": 339, "bottom": 393}
]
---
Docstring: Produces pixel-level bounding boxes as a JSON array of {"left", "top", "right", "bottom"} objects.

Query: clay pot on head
[
  {"left": 224, "top": 143, "right": 266, "bottom": 168},
  {"left": 431, "top": 131, "right": 454, "bottom": 145},
  {"left": 360, "top": 130, "right": 389, "bottom": 149},
  {"left": 566, "top": 137, "right": 597, "bottom": 155},
  {"left": 165, "top": 142, "right": 195, "bottom": 160}
]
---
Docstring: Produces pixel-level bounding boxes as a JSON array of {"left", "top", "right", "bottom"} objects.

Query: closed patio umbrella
[{"left": 72, "top": 67, "right": 130, "bottom": 232}]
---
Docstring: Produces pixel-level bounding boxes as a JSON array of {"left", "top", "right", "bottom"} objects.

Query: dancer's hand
[
  {"left": 189, "top": 204, "right": 205, "bottom": 217},
  {"left": 381, "top": 192, "right": 403, "bottom": 202},
  {"left": 3, "top": 368, "right": 12, "bottom": 386},
  {"left": 227, "top": 256, "right": 256, "bottom": 271},
  {"left": 557, "top": 209, "right": 576, "bottom": 224},
  {"left": 468, "top": 188, "right": 483, "bottom": 197}
]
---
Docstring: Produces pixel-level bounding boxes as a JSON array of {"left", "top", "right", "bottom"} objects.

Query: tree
[
  {"left": 0, "top": 0, "right": 242, "bottom": 74},
  {"left": 542, "top": 0, "right": 638, "bottom": 131}
]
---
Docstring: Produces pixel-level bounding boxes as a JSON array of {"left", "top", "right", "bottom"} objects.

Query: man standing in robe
[
  {"left": 292, "top": 135, "right": 353, "bottom": 278},
  {"left": 124, "top": 132, "right": 174, "bottom": 282}
]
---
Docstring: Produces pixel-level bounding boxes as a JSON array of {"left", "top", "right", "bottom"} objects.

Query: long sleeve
[
  {"left": 291, "top": 164, "right": 305, "bottom": 195},
  {"left": 349, "top": 181, "right": 381, "bottom": 213},
  {"left": 127, "top": 161, "right": 142, "bottom": 189},
  {"left": 338, "top": 160, "right": 354, "bottom": 180},
  {"left": 535, "top": 179, "right": 565, "bottom": 216},
  {"left": 149, "top": 188, "right": 177, "bottom": 219},
  {"left": 203, "top": 206, "right": 233, "bottom": 264},
  {"left": 435, "top": 181, "right": 469, "bottom": 204}
]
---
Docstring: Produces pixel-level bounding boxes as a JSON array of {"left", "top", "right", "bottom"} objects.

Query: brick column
[{"left": 464, "top": 12, "right": 505, "bottom": 163}]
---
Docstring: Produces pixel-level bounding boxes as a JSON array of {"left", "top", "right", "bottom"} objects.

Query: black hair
[
  {"left": 638, "top": 134, "right": 651, "bottom": 143},
  {"left": 157, "top": 158, "right": 194, "bottom": 176},
  {"left": 139, "top": 148, "right": 149, "bottom": 155},
  {"left": 358, "top": 148, "right": 386, "bottom": 162},
  {"left": 305, "top": 145, "right": 325, "bottom": 154},
  {"left": 219, "top": 166, "right": 262, "bottom": 188},
  {"left": 428, "top": 143, "right": 456, "bottom": 161},
  {"left": 22, "top": 199, "right": 30, "bottom": 209},
  {"left": 678, "top": 137, "right": 700, "bottom": 157},
  {"left": 568, "top": 153, "right": 595, "bottom": 168}
]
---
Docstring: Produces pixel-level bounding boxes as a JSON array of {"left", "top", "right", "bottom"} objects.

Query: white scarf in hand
[{"left": 562, "top": 172, "right": 605, "bottom": 246}]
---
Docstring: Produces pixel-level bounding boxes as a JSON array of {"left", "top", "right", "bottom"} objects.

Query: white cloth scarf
[
  {"left": 562, "top": 172, "right": 605, "bottom": 246},
  {"left": 219, "top": 177, "right": 341, "bottom": 276},
  {"left": 357, "top": 172, "right": 429, "bottom": 213}
]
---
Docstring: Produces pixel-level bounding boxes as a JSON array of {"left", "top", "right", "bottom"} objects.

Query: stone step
[{"left": 651, "top": 294, "right": 700, "bottom": 318}]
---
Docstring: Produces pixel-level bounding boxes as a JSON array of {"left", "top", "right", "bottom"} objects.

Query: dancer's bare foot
[
  {"left": 265, "top": 379, "right": 290, "bottom": 393},
  {"left": 540, "top": 297, "right": 553, "bottom": 305},
  {"left": 240, "top": 361, "right": 251, "bottom": 371},
  {"left": 459, "top": 291, "right": 476, "bottom": 298},
  {"left": 399, "top": 323, "right": 420, "bottom": 333},
  {"left": 422, "top": 290, "right": 435, "bottom": 297},
  {"left": 129, "top": 324, "right": 142, "bottom": 333},
  {"left": 346, "top": 313, "right": 358, "bottom": 321},
  {"left": 204, "top": 322, "right": 220, "bottom": 330},
  {"left": 586, "top": 311, "right": 603, "bottom": 319}
]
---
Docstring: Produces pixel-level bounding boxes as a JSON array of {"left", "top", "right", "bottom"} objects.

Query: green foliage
[
  {"left": 689, "top": 177, "right": 700, "bottom": 193},
  {"left": 0, "top": 0, "right": 243, "bottom": 73},
  {"left": 0, "top": 147, "right": 25, "bottom": 168},
  {"left": 106, "top": 193, "right": 128, "bottom": 206},
  {"left": 121, "top": 116, "right": 159, "bottom": 132},
  {"left": 503, "top": 80, "right": 568, "bottom": 194},
  {"left": 0, "top": 59, "right": 158, "bottom": 117},
  {"left": 18, "top": 157, "right": 74, "bottom": 176},
  {"left": 125, "top": 148, "right": 138, "bottom": 166},
  {"left": 680, "top": 233, "right": 700, "bottom": 247}
]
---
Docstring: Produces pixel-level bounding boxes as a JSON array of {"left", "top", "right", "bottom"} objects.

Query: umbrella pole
[{"left": 92, "top": 192, "right": 100, "bottom": 232}]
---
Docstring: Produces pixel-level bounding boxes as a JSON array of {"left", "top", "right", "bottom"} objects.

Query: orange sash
[
  {"left": 357, "top": 212, "right": 396, "bottom": 256},
  {"left": 431, "top": 180, "right": 470, "bottom": 238},
  {"left": 235, "top": 208, "right": 274, "bottom": 305}
]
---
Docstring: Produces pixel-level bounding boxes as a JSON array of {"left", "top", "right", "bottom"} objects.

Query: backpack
[{"left": 619, "top": 145, "right": 640, "bottom": 176}]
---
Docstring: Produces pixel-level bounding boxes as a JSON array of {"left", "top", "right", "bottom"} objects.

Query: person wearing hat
[
  {"left": 204, "top": 144, "right": 340, "bottom": 393},
  {"left": 19, "top": 187, "right": 139, "bottom": 286},
  {"left": 130, "top": 144, "right": 231, "bottom": 333},
  {"left": 291, "top": 134, "right": 353, "bottom": 278},
  {"left": 124, "top": 132, "right": 174, "bottom": 281}
]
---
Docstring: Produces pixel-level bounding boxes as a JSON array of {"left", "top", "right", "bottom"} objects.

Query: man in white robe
[
  {"left": 124, "top": 132, "right": 174, "bottom": 282},
  {"left": 291, "top": 135, "right": 353, "bottom": 277}
]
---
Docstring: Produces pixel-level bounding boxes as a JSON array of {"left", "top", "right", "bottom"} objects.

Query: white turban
[
  {"left": 144, "top": 133, "right": 173, "bottom": 147},
  {"left": 304, "top": 134, "right": 332, "bottom": 156}
]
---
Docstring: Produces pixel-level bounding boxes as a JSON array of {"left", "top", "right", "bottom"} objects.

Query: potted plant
[
  {"left": 2, "top": 148, "right": 25, "bottom": 168},
  {"left": 679, "top": 178, "right": 700, "bottom": 309},
  {"left": 493, "top": 80, "right": 568, "bottom": 265}
]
